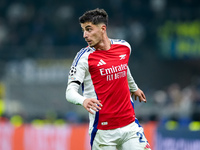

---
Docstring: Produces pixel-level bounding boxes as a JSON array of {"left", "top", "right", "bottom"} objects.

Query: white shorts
[{"left": 91, "top": 119, "right": 151, "bottom": 150}]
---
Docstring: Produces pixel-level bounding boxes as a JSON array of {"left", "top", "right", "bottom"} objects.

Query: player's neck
[{"left": 94, "top": 35, "right": 111, "bottom": 51}]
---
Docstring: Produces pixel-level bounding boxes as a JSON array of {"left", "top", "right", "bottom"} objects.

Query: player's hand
[
  {"left": 131, "top": 88, "right": 147, "bottom": 103},
  {"left": 83, "top": 98, "right": 103, "bottom": 114}
]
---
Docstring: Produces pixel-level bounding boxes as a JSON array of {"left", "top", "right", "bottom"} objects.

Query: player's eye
[{"left": 86, "top": 28, "right": 92, "bottom": 32}]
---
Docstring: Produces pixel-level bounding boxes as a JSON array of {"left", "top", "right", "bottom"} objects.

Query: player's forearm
[
  {"left": 127, "top": 67, "right": 138, "bottom": 92},
  {"left": 129, "top": 82, "right": 138, "bottom": 92},
  {"left": 65, "top": 82, "right": 86, "bottom": 105}
]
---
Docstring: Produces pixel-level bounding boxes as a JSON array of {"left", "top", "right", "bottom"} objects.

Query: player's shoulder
[
  {"left": 110, "top": 39, "right": 131, "bottom": 49},
  {"left": 76, "top": 46, "right": 94, "bottom": 58},
  {"left": 78, "top": 46, "right": 94, "bottom": 55},
  {"left": 72, "top": 46, "right": 94, "bottom": 66}
]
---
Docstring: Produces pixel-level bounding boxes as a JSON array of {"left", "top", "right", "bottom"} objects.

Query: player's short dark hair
[{"left": 79, "top": 8, "right": 108, "bottom": 26}]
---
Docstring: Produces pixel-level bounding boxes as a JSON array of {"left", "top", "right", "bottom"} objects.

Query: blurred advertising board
[
  {"left": 0, "top": 122, "right": 156, "bottom": 150},
  {"left": 155, "top": 126, "right": 200, "bottom": 150},
  {"left": 3, "top": 119, "right": 200, "bottom": 150},
  {"left": 0, "top": 123, "right": 90, "bottom": 150}
]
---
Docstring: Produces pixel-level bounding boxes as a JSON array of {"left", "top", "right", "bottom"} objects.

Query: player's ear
[{"left": 101, "top": 24, "right": 107, "bottom": 33}]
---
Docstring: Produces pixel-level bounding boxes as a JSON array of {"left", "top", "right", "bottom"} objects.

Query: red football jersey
[
  {"left": 88, "top": 43, "right": 135, "bottom": 129},
  {"left": 68, "top": 39, "right": 135, "bottom": 130}
]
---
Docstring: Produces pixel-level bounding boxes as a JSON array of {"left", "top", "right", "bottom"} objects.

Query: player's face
[{"left": 81, "top": 22, "right": 104, "bottom": 48}]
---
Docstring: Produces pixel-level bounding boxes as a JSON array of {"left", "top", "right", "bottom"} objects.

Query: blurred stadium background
[{"left": 0, "top": 0, "right": 200, "bottom": 150}]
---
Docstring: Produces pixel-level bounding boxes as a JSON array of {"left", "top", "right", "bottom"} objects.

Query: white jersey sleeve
[
  {"left": 66, "top": 82, "right": 85, "bottom": 105},
  {"left": 66, "top": 48, "right": 90, "bottom": 105},
  {"left": 127, "top": 66, "right": 138, "bottom": 92},
  {"left": 66, "top": 47, "right": 96, "bottom": 105},
  {"left": 68, "top": 49, "right": 89, "bottom": 84}
]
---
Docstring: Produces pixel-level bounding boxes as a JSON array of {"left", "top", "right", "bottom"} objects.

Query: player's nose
[{"left": 83, "top": 31, "right": 88, "bottom": 39}]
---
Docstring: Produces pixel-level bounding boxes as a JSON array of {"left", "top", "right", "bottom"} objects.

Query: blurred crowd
[
  {"left": 135, "top": 79, "right": 200, "bottom": 125},
  {"left": 0, "top": 0, "right": 199, "bottom": 60}
]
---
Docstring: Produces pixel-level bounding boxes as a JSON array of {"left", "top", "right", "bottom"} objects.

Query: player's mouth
[{"left": 86, "top": 40, "right": 92, "bottom": 45}]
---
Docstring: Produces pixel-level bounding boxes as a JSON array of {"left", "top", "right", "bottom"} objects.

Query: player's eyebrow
[
  {"left": 85, "top": 25, "right": 92, "bottom": 29},
  {"left": 82, "top": 25, "right": 92, "bottom": 32}
]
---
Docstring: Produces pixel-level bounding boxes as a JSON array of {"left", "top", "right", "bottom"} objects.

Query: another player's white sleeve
[
  {"left": 66, "top": 82, "right": 86, "bottom": 105},
  {"left": 127, "top": 66, "right": 138, "bottom": 92}
]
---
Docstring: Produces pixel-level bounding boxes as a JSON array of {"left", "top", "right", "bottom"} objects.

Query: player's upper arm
[
  {"left": 68, "top": 48, "right": 89, "bottom": 85},
  {"left": 66, "top": 48, "right": 90, "bottom": 105}
]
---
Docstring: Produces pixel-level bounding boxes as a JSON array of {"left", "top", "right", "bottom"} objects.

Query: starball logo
[{"left": 99, "top": 64, "right": 127, "bottom": 81}]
